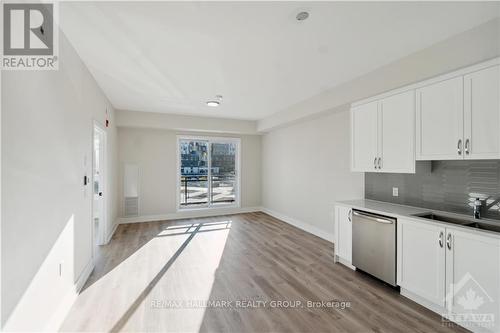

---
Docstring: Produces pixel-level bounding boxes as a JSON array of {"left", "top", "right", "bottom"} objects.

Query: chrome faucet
[{"left": 473, "top": 198, "right": 482, "bottom": 219}]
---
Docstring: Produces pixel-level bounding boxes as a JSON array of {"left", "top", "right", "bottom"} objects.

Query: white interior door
[
  {"left": 351, "top": 101, "right": 379, "bottom": 172},
  {"left": 93, "top": 124, "right": 107, "bottom": 247},
  {"left": 379, "top": 90, "right": 415, "bottom": 173},
  {"left": 416, "top": 77, "right": 464, "bottom": 160},
  {"left": 464, "top": 65, "right": 500, "bottom": 159}
]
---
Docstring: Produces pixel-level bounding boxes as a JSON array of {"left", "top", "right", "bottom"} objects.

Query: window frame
[{"left": 176, "top": 135, "right": 241, "bottom": 211}]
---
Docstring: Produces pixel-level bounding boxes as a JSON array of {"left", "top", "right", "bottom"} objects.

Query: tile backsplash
[{"left": 365, "top": 161, "right": 500, "bottom": 220}]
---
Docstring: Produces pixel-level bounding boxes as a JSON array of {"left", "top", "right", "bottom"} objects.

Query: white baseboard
[
  {"left": 45, "top": 259, "right": 94, "bottom": 332},
  {"left": 117, "top": 206, "right": 262, "bottom": 224},
  {"left": 105, "top": 222, "right": 118, "bottom": 244},
  {"left": 260, "top": 207, "right": 334, "bottom": 242},
  {"left": 75, "top": 259, "right": 95, "bottom": 293},
  {"left": 335, "top": 255, "right": 356, "bottom": 270}
]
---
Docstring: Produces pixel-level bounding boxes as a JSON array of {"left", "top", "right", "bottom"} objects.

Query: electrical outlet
[{"left": 392, "top": 187, "right": 399, "bottom": 197}]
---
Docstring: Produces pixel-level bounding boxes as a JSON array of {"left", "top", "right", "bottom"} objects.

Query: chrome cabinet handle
[
  {"left": 374, "top": 157, "right": 377, "bottom": 169},
  {"left": 377, "top": 157, "right": 382, "bottom": 170},
  {"left": 465, "top": 139, "right": 470, "bottom": 155},
  {"left": 348, "top": 209, "right": 352, "bottom": 222},
  {"left": 438, "top": 231, "right": 444, "bottom": 248},
  {"left": 446, "top": 233, "right": 452, "bottom": 250},
  {"left": 457, "top": 139, "right": 462, "bottom": 155}
]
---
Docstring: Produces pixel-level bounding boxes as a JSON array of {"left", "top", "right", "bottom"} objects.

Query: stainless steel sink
[
  {"left": 413, "top": 213, "right": 472, "bottom": 226},
  {"left": 464, "top": 222, "right": 500, "bottom": 233},
  {"left": 413, "top": 212, "right": 500, "bottom": 234}
]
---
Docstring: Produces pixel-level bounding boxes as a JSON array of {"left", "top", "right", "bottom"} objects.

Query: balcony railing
[{"left": 180, "top": 174, "right": 235, "bottom": 206}]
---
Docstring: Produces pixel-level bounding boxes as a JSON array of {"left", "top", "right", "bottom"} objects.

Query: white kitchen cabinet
[
  {"left": 397, "top": 218, "right": 446, "bottom": 307},
  {"left": 351, "top": 101, "right": 378, "bottom": 172},
  {"left": 379, "top": 90, "right": 415, "bottom": 173},
  {"left": 398, "top": 217, "right": 500, "bottom": 333},
  {"left": 416, "top": 76, "right": 464, "bottom": 160},
  {"left": 445, "top": 228, "right": 500, "bottom": 333},
  {"left": 463, "top": 65, "right": 500, "bottom": 160},
  {"left": 351, "top": 57, "right": 500, "bottom": 164},
  {"left": 351, "top": 90, "right": 415, "bottom": 173},
  {"left": 416, "top": 64, "right": 500, "bottom": 161},
  {"left": 334, "top": 205, "right": 352, "bottom": 265}
]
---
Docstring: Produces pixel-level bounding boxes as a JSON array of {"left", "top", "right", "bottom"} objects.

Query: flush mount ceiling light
[
  {"left": 206, "top": 95, "right": 223, "bottom": 107},
  {"left": 296, "top": 11, "right": 309, "bottom": 21}
]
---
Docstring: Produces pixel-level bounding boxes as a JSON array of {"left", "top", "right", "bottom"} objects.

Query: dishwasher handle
[{"left": 352, "top": 210, "right": 395, "bottom": 224}]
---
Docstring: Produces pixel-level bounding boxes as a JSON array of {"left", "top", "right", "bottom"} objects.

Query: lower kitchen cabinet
[
  {"left": 446, "top": 229, "right": 500, "bottom": 332},
  {"left": 397, "top": 218, "right": 446, "bottom": 307},
  {"left": 334, "top": 205, "right": 352, "bottom": 265},
  {"left": 398, "top": 218, "right": 500, "bottom": 333}
]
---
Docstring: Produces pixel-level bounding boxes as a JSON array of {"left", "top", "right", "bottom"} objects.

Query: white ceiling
[{"left": 60, "top": 2, "right": 500, "bottom": 120}]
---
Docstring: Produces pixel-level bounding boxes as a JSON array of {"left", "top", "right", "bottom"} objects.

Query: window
[{"left": 177, "top": 136, "right": 240, "bottom": 209}]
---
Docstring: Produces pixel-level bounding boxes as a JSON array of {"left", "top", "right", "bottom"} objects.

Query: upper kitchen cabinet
[
  {"left": 351, "top": 101, "right": 379, "bottom": 172},
  {"left": 416, "top": 62, "right": 500, "bottom": 161},
  {"left": 351, "top": 90, "right": 415, "bottom": 173},
  {"left": 416, "top": 76, "right": 464, "bottom": 160},
  {"left": 351, "top": 57, "right": 500, "bottom": 168},
  {"left": 463, "top": 65, "right": 500, "bottom": 159},
  {"left": 379, "top": 90, "right": 415, "bottom": 173}
]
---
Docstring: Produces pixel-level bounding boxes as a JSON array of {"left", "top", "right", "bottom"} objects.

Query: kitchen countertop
[{"left": 336, "top": 199, "right": 500, "bottom": 239}]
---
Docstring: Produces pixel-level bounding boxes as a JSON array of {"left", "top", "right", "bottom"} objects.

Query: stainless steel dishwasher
[{"left": 352, "top": 209, "right": 397, "bottom": 286}]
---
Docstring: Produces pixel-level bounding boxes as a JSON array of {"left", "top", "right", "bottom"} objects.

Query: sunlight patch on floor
[{"left": 62, "top": 219, "right": 232, "bottom": 332}]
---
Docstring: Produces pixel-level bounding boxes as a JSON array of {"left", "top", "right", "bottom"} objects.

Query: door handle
[
  {"left": 446, "top": 233, "right": 452, "bottom": 250},
  {"left": 374, "top": 157, "right": 377, "bottom": 170},
  {"left": 98, "top": 192, "right": 103, "bottom": 197},
  {"left": 377, "top": 157, "right": 382, "bottom": 170},
  {"left": 457, "top": 139, "right": 462, "bottom": 155},
  {"left": 438, "top": 231, "right": 444, "bottom": 248},
  {"left": 348, "top": 209, "right": 352, "bottom": 222},
  {"left": 465, "top": 139, "right": 470, "bottom": 155},
  {"left": 352, "top": 210, "right": 394, "bottom": 224}
]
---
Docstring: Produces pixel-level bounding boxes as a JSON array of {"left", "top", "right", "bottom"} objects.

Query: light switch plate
[{"left": 392, "top": 187, "right": 399, "bottom": 197}]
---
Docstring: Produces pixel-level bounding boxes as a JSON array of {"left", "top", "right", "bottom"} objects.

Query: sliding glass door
[
  {"left": 179, "top": 139, "right": 209, "bottom": 206},
  {"left": 178, "top": 137, "right": 239, "bottom": 209},
  {"left": 210, "top": 142, "right": 237, "bottom": 205}
]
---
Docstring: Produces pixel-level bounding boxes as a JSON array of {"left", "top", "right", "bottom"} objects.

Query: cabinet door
[
  {"left": 397, "top": 219, "right": 446, "bottom": 307},
  {"left": 416, "top": 77, "right": 464, "bottom": 160},
  {"left": 464, "top": 65, "right": 500, "bottom": 159},
  {"left": 351, "top": 101, "right": 378, "bottom": 172},
  {"left": 335, "top": 206, "right": 352, "bottom": 263},
  {"left": 446, "top": 229, "right": 500, "bottom": 332},
  {"left": 379, "top": 90, "right": 415, "bottom": 173}
]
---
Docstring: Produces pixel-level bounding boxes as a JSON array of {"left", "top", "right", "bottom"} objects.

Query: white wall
[
  {"left": 259, "top": 18, "right": 500, "bottom": 131},
  {"left": 117, "top": 127, "right": 261, "bottom": 221},
  {"left": 1, "top": 31, "right": 118, "bottom": 330},
  {"left": 260, "top": 18, "right": 500, "bottom": 241},
  {"left": 261, "top": 106, "right": 364, "bottom": 241}
]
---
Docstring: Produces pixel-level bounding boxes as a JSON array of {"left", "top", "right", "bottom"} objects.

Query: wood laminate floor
[{"left": 60, "top": 212, "right": 466, "bottom": 332}]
